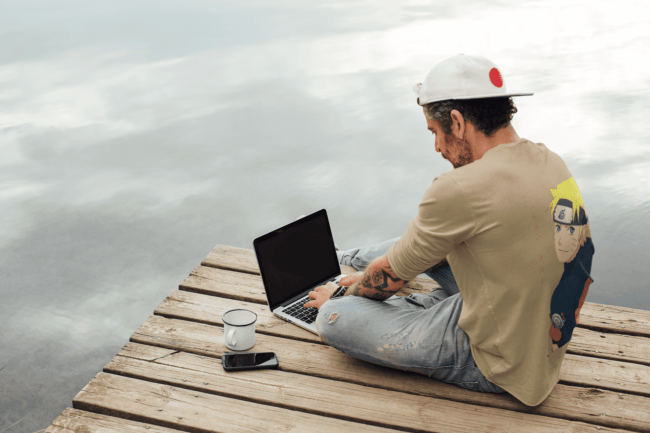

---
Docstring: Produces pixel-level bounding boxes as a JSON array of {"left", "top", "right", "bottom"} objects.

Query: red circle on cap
[{"left": 489, "top": 68, "right": 503, "bottom": 88}]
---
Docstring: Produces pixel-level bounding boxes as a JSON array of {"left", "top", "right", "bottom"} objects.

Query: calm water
[{"left": 1, "top": 1, "right": 649, "bottom": 431}]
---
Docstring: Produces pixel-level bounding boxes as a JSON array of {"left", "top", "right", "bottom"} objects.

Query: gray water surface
[{"left": 1, "top": 1, "right": 649, "bottom": 431}]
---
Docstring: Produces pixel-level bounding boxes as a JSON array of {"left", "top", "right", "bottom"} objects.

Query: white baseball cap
[{"left": 417, "top": 54, "right": 533, "bottom": 105}]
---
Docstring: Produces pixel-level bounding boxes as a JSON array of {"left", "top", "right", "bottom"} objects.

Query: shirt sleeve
[{"left": 388, "top": 173, "right": 476, "bottom": 281}]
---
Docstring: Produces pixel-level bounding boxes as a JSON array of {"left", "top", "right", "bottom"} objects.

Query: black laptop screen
[{"left": 253, "top": 210, "right": 340, "bottom": 309}]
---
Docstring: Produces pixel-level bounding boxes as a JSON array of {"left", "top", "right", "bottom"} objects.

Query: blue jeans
[{"left": 318, "top": 237, "right": 506, "bottom": 394}]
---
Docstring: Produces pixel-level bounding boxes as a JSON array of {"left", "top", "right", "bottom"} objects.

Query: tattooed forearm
[{"left": 344, "top": 254, "right": 405, "bottom": 301}]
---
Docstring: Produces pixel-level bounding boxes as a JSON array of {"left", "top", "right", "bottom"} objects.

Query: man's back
[{"left": 388, "top": 138, "right": 595, "bottom": 406}]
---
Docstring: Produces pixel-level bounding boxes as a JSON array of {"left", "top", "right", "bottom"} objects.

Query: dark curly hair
[{"left": 421, "top": 97, "right": 518, "bottom": 137}]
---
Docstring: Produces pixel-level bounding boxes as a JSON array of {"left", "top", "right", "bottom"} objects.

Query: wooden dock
[{"left": 44, "top": 244, "right": 650, "bottom": 433}]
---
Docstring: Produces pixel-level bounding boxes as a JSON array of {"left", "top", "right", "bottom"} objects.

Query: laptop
[{"left": 253, "top": 209, "right": 346, "bottom": 334}]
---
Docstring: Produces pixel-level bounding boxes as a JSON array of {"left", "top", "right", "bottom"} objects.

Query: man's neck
[{"left": 471, "top": 123, "right": 520, "bottom": 160}]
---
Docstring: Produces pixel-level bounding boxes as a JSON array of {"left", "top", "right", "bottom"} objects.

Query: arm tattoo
[{"left": 344, "top": 254, "right": 405, "bottom": 301}]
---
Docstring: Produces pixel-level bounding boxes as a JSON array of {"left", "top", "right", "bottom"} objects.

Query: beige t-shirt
[{"left": 387, "top": 138, "right": 594, "bottom": 407}]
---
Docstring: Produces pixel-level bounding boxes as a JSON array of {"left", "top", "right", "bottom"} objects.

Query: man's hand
[
  {"left": 339, "top": 273, "right": 363, "bottom": 287},
  {"left": 303, "top": 281, "right": 338, "bottom": 310}
]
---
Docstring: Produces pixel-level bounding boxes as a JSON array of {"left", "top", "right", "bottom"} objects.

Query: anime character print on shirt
[{"left": 548, "top": 177, "right": 595, "bottom": 354}]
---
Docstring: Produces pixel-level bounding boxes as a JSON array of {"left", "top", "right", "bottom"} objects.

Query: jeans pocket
[
  {"left": 429, "top": 288, "right": 450, "bottom": 303},
  {"left": 405, "top": 293, "right": 436, "bottom": 309}
]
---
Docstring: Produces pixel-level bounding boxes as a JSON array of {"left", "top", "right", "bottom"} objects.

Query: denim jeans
[{"left": 318, "top": 237, "right": 506, "bottom": 394}]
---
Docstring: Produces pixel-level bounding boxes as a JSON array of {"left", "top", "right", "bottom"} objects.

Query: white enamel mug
[{"left": 222, "top": 309, "right": 258, "bottom": 351}]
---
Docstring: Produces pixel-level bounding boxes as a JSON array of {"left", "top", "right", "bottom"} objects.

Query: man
[{"left": 303, "top": 54, "right": 594, "bottom": 407}]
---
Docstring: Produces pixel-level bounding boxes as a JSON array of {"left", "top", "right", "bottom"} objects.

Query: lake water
[{"left": 1, "top": 1, "right": 649, "bottom": 431}]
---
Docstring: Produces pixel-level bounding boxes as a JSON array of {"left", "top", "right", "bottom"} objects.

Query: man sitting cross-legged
[{"left": 304, "top": 54, "right": 595, "bottom": 407}]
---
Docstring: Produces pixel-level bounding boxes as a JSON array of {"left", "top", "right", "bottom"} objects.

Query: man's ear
[{"left": 449, "top": 109, "right": 465, "bottom": 140}]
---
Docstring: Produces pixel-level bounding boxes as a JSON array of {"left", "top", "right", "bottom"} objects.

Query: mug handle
[{"left": 227, "top": 328, "right": 237, "bottom": 347}]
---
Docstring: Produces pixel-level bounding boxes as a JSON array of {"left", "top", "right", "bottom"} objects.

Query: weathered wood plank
[
  {"left": 561, "top": 354, "right": 650, "bottom": 396},
  {"left": 44, "top": 408, "right": 182, "bottom": 433},
  {"left": 104, "top": 344, "right": 639, "bottom": 433},
  {"left": 578, "top": 303, "right": 650, "bottom": 338},
  {"left": 154, "top": 290, "right": 650, "bottom": 367},
  {"left": 156, "top": 289, "right": 319, "bottom": 343},
  {"left": 128, "top": 316, "right": 650, "bottom": 427},
  {"left": 202, "top": 245, "right": 650, "bottom": 338},
  {"left": 180, "top": 265, "right": 267, "bottom": 303},
  {"left": 73, "top": 372, "right": 398, "bottom": 433},
  {"left": 202, "top": 244, "right": 260, "bottom": 274},
  {"left": 569, "top": 327, "right": 650, "bottom": 367},
  {"left": 182, "top": 265, "right": 437, "bottom": 304}
]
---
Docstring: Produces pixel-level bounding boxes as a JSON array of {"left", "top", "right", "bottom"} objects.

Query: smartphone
[{"left": 222, "top": 352, "right": 279, "bottom": 372}]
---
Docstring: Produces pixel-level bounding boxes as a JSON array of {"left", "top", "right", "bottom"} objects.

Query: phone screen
[{"left": 224, "top": 352, "right": 276, "bottom": 368}]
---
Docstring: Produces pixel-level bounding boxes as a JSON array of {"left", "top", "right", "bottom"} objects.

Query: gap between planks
[
  {"left": 131, "top": 313, "right": 650, "bottom": 398},
  {"left": 94, "top": 342, "right": 643, "bottom": 433},
  {"left": 199, "top": 244, "right": 650, "bottom": 339},
  {"left": 73, "top": 371, "right": 415, "bottom": 433},
  {"left": 126, "top": 314, "right": 650, "bottom": 432},
  {"left": 44, "top": 408, "right": 183, "bottom": 433},
  {"left": 173, "top": 271, "right": 650, "bottom": 368}
]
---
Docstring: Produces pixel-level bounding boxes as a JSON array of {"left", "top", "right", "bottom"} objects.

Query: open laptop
[{"left": 253, "top": 209, "right": 346, "bottom": 334}]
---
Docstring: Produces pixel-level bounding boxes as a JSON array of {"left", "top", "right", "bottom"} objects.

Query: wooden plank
[
  {"left": 180, "top": 265, "right": 267, "bottom": 303},
  {"left": 561, "top": 354, "right": 650, "bottom": 395},
  {"left": 202, "top": 244, "right": 259, "bottom": 274},
  {"left": 116, "top": 343, "right": 650, "bottom": 433},
  {"left": 72, "top": 372, "right": 398, "bottom": 433},
  {"left": 156, "top": 289, "right": 320, "bottom": 343},
  {"left": 128, "top": 316, "right": 650, "bottom": 429},
  {"left": 44, "top": 407, "right": 182, "bottom": 433},
  {"left": 104, "top": 344, "right": 639, "bottom": 433},
  {"left": 569, "top": 327, "right": 650, "bottom": 367},
  {"left": 201, "top": 245, "right": 650, "bottom": 338},
  {"left": 154, "top": 290, "right": 650, "bottom": 367},
  {"left": 182, "top": 265, "right": 438, "bottom": 303},
  {"left": 578, "top": 304, "right": 650, "bottom": 338}
]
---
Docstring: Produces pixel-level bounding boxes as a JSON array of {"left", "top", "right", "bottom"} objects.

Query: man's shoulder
[
  {"left": 452, "top": 138, "right": 565, "bottom": 179},
  {"left": 437, "top": 139, "right": 572, "bottom": 202},
  {"left": 427, "top": 171, "right": 463, "bottom": 192}
]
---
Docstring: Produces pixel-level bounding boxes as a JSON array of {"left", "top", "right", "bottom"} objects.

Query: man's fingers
[
  {"left": 340, "top": 276, "right": 352, "bottom": 285},
  {"left": 303, "top": 284, "right": 339, "bottom": 310}
]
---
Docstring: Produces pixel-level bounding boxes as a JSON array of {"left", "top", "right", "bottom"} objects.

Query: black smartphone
[{"left": 222, "top": 352, "right": 279, "bottom": 372}]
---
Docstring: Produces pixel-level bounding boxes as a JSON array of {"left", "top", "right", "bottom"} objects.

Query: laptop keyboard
[{"left": 283, "top": 296, "right": 319, "bottom": 324}]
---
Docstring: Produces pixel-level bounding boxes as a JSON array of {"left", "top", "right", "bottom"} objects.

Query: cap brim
[{"left": 418, "top": 92, "right": 534, "bottom": 106}]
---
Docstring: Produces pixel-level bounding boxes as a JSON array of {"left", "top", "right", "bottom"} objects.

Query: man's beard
[{"left": 444, "top": 134, "right": 474, "bottom": 168}]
